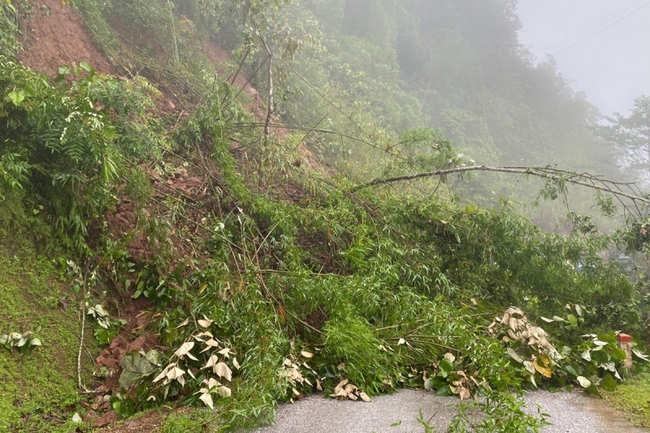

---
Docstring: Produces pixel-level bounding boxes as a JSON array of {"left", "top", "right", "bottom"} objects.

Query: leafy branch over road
[{"left": 351, "top": 164, "right": 649, "bottom": 215}]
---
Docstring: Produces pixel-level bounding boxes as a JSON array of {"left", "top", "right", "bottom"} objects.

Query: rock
[
  {"left": 125, "top": 419, "right": 140, "bottom": 429},
  {"left": 83, "top": 409, "right": 99, "bottom": 423},
  {"left": 92, "top": 410, "right": 120, "bottom": 428}
]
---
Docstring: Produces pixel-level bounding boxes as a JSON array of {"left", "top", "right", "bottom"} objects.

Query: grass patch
[
  {"left": 161, "top": 409, "right": 218, "bottom": 433},
  {"left": 0, "top": 248, "right": 91, "bottom": 433},
  {"left": 603, "top": 373, "right": 650, "bottom": 428}
]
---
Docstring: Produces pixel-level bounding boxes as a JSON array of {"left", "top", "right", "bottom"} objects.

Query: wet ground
[
  {"left": 526, "top": 390, "right": 647, "bottom": 433},
  {"left": 576, "top": 395, "right": 648, "bottom": 432},
  {"left": 249, "top": 389, "right": 648, "bottom": 433}
]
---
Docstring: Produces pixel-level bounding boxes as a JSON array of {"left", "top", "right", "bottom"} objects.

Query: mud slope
[{"left": 19, "top": 0, "right": 112, "bottom": 75}]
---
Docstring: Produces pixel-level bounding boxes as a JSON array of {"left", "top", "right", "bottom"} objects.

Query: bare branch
[
  {"left": 77, "top": 262, "right": 91, "bottom": 393},
  {"left": 248, "top": 14, "right": 274, "bottom": 137},
  {"left": 349, "top": 165, "right": 650, "bottom": 207}
]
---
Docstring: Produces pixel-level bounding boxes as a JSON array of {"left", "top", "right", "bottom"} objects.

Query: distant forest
[
  {"left": 5, "top": 0, "right": 633, "bottom": 221},
  {"left": 187, "top": 0, "right": 624, "bottom": 225}
]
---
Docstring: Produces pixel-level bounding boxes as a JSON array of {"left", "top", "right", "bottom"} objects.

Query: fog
[{"left": 517, "top": 0, "right": 650, "bottom": 116}]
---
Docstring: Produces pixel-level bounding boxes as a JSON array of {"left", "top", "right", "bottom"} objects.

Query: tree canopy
[{"left": 596, "top": 95, "right": 650, "bottom": 184}]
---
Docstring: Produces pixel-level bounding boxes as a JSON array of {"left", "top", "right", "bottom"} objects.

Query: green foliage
[
  {"left": 0, "top": 249, "right": 88, "bottom": 433},
  {"left": 595, "top": 95, "right": 650, "bottom": 183},
  {"left": 0, "top": 331, "right": 42, "bottom": 354},
  {"left": 492, "top": 307, "right": 638, "bottom": 397},
  {"left": 87, "top": 303, "right": 127, "bottom": 345},
  {"left": 394, "top": 128, "right": 463, "bottom": 174},
  {"left": 0, "top": 0, "right": 18, "bottom": 57},
  {"left": 95, "top": 0, "right": 210, "bottom": 72},
  {"left": 172, "top": 85, "right": 249, "bottom": 195},
  {"left": 113, "top": 182, "right": 643, "bottom": 431},
  {"left": 161, "top": 409, "right": 218, "bottom": 433},
  {"left": 603, "top": 373, "right": 650, "bottom": 428},
  {"left": 322, "top": 315, "right": 396, "bottom": 394},
  {"left": 0, "top": 57, "right": 166, "bottom": 255},
  {"left": 148, "top": 321, "right": 239, "bottom": 410},
  {"left": 2, "top": 1, "right": 648, "bottom": 432},
  {"left": 450, "top": 391, "right": 550, "bottom": 433}
]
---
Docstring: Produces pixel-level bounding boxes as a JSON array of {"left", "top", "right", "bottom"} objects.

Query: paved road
[{"left": 249, "top": 389, "right": 648, "bottom": 433}]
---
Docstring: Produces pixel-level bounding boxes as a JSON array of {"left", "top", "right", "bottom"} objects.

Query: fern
[{"left": 0, "top": 58, "right": 165, "bottom": 256}]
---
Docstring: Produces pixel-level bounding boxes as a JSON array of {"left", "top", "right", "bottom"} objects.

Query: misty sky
[{"left": 516, "top": 0, "right": 650, "bottom": 117}]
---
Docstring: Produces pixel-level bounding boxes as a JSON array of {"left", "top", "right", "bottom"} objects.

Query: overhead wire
[
  {"left": 550, "top": 0, "right": 650, "bottom": 55},
  {"left": 546, "top": 0, "right": 644, "bottom": 49},
  {"left": 575, "top": 0, "right": 644, "bottom": 30},
  {"left": 537, "top": 0, "right": 597, "bottom": 40},
  {"left": 539, "top": 0, "right": 645, "bottom": 54}
]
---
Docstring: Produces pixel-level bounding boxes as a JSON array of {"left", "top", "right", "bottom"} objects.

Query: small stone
[
  {"left": 125, "top": 419, "right": 140, "bottom": 428},
  {"left": 92, "top": 410, "right": 120, "bottom": 428},
  {"left": 83, "top": 409, "right": 99, "bottom": 423}
]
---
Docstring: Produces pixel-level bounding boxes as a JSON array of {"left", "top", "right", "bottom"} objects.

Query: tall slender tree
[{"left": 596, "top": 96, "right": 650, "bottom": 185}]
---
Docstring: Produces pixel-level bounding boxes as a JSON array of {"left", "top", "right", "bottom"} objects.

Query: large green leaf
[
  {"left": 610, "top": 347, "right": 627, "bottom": 363},
  {"left": 7, "top": 90, "right": 24, "bottom": 106},
  {"left": 438, "top": 358, "right": 454, "bottom": 377},
  {"left": 566, "top": 314, "right": 577, "bottom": 328},
  {"left": 590, "top": 349, "right": 610, "bottom": 364},
  {"left": 597, "top": 331, "right": 617, "bottom": 344},
  {"left": 119, "top": 350, "right": 160, "bottom": 389},
  {"left": 585, "top": 383, "right": 601, "bottom": 397},
  {"left": 564, "top": 365, "right": 578, "bottom": 377}
]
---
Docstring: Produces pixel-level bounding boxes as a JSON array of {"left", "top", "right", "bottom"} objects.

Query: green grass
[
  {"left": 0, "top": 249, "right": 91, "bottom": 433},
  {"left": 161, "top": 410, "right": 219, "bottom": 433},
  {"left": 603, "top": 373, "right": 650, "bottom": 428}
]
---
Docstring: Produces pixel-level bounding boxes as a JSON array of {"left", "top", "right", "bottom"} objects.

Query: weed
[
  {"left": 2, "top": 1, "right": 648, "bottom": 432},
  {"left": 0, "top": 249, "right": 91, "bottom": 433},
  {"left": 161, "top": 409, "right": 219, "bottom": 433},
  {"left": 603, "top": 373, "right": 650, "bottom": 427}
]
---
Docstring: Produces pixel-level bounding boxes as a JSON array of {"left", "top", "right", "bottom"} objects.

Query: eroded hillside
[{"left": 1, "top": 1, "right": 649, "bottom": 432}]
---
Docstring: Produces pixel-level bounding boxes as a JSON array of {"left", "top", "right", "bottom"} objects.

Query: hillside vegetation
[{"left": 1, "top": 0, "right": 650, "bottom": 432}]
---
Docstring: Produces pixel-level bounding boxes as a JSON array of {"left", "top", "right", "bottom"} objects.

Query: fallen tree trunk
[{"left": 350, "top": 165, "right": 650, "bottom": 208}]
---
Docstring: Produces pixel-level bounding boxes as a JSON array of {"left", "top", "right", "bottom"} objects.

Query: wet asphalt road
[{"left": 248, "top": 389, "right": 648, "bottom": 433}]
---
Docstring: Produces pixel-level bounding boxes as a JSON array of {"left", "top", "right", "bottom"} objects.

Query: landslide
[
  {"left": 18, "top": 0, "right": 112, "bottom": 77},
  {"left": 5, "top": 1, "right": 328, "bottom": 430},
  {"left": 1, "top": 1, "right": 645, "bottom": 433}
]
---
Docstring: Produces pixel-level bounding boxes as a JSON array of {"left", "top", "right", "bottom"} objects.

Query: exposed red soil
[
  {"left": 92, "top": 408, "right": 174, "bottom": 433},
  {"left": 203, "top": 41, "right": 268, "bottom": 121},
  {"left": 95, "top": 407, "right": 204, "bottom": 433},
  {"left": 18, "top": 0, "right": 112, "bottom": 76},
  {"left": 99, "top": 166, "right": 215, "bottom": 377},
  {"left": 93, "top": 296, "right": 163, "bottom": 385},
  {"left": 105, "top": 168, "right": 207, "bottom": 261},
  {"left": 17, "top": 4, "right": 329, "bottom": 429}
]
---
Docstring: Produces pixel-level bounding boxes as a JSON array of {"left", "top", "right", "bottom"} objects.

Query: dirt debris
[
  {"left": 18, "top": 0, "right": 112, "bottom": 76},
  {"left": 16, "top": 3, "right": 329, "bottom": 430},
  {"left": 92, "top": 410, "right": 121, "bottom": 429}
]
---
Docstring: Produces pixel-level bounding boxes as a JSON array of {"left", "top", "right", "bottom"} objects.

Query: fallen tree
[{"left": 351, "top": 165, "right": 650, "bottom": 218}]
